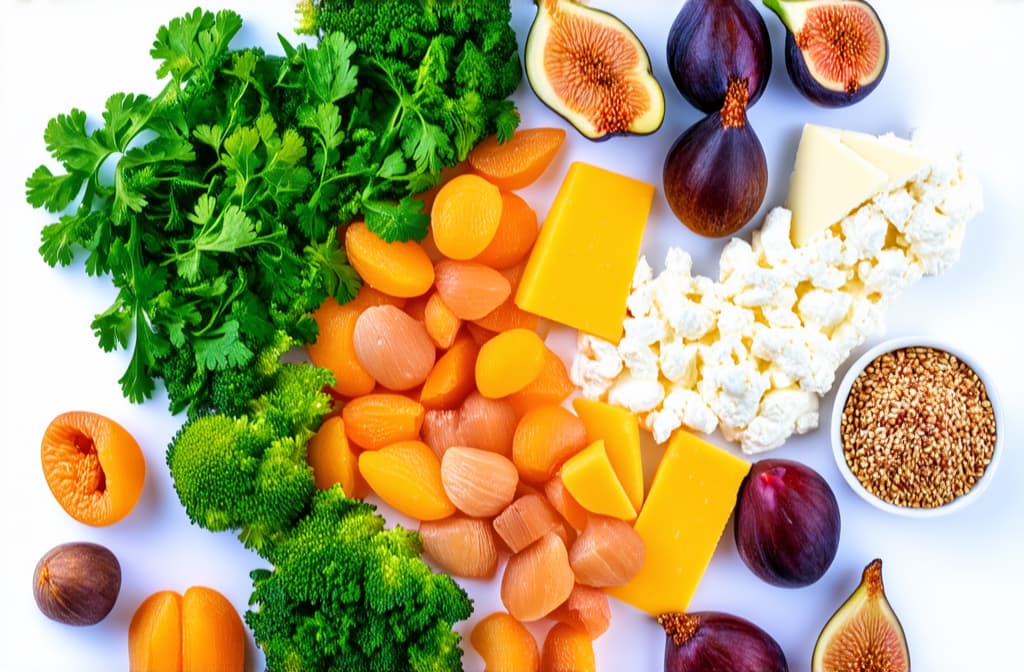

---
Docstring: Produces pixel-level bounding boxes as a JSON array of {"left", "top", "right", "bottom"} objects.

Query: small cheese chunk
[
  {"left": 787, "top": 124, "right": 888, "bottom": 247},
  {"left": 515, "top": 162, "right": 654, "bottom": 342},
  {"left": 606, "top": 431, "right": 749, "bottom": 615},
  {"left": 559, "top": 440, "right": 637, "bottom": 521},
  {"left": 572, "top": 397, "right": 644, "bottom": 511},
  {"left": 837, "top": 129, "right": 930, "bottom": 188}
]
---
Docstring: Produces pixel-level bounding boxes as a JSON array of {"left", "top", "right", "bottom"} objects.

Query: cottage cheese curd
[{"left": 571, "top": 138, "right": 983, "bottom": 453}]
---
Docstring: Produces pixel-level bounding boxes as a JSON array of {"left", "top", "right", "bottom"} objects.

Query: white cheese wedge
[
  {"left": 787, "top": 124, "right": 888, "bottom": 247},
  {"left": 837, "top": 129, "right": 930, "bottom": 189}
]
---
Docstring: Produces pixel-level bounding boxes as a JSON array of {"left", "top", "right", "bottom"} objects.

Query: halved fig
[
  {"left": 525, "top": 0, "right": 665, "bottom": 140},
  {"left": 812, "top": 559, "right": 910, "bottom": 672},
  {"left": 763, "top": 0, "right": 888, "bottom": 107}
]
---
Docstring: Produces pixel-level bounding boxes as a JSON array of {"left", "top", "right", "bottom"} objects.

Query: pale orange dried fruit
[
  {"left": 550, "top": 584, "right": 612, "bottom": 639},
  {"left": 352, "top": 304, "right": 436, "bottom": 391},
  {"left": 568, "top": 515, "right": 645, "bottom": 587},
  {"left": 459, "top": 391, "right": 518, "bottom": 456},
  {"left": 441, "top": 447, "right": 518, "bottom": 518},
  {"left": 501, "top": 532, "right": 575, "bottom": 622},
  {"left": 470, "top": 612, "right": 540, "bottom": 672},
  {"left": 540, "top": 622, "right": 595, "bottom": 672},
  {"left": 357, "top": 440, "right": 455, "bottom": 521},
  {"left": 421, "top": 408, "right": 467, "bottom": 459},
  {"left": 341, "top": 393, "right": 425, "bottom": 450},
  {"left": 419, "top": 517, "right": 499, "bottom": 579},
  {"left": 512, "top": 405, "right": 588, "bottom": 484},
  {"left": 492, "top": 493, "right": 563, "bottom": 554},
  {"left": 434, "top": 259, "right": 511, "bottom": 320}
]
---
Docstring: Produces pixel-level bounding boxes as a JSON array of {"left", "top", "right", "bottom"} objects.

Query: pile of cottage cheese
[{"left": 571, "top": 140, "right": 983, "bottom": 454}]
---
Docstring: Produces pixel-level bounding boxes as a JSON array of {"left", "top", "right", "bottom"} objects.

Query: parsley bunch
[{"left": 25, "top": 8, "right": 521, "bottom": 413}]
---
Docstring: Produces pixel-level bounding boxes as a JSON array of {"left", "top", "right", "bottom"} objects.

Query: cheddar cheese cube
[
  {"left": 572, "top": 397, "right": 644, "bottom": 511},
  {"left": 515, "top": 162, "right": 654, "bottom": 342},
  {"left": 606, "top": 430, "right": 750, "bottom": 616},
  {"left": 559, "top": 440, "right": 637, "bottom": 521}
]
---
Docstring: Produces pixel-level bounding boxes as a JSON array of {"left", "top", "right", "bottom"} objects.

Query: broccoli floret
[
  {"left": 246, "top": 486, "right": 473, "bottom": 672},
  {"left": 166, "top": 345, "right": 334, "bottom": 553}
]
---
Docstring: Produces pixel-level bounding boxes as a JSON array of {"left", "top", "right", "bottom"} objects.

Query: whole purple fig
[
  {"left": 659, "top": 611, "right": 788, "bottom": 672},
  {"left": 666, "top": 0, "right": 772, "bottom": 113},
  {"left": 734, "top": 458, "right": 840, "bottom": 587}
]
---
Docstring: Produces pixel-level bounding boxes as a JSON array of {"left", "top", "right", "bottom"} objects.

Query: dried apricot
[
  {"left": 472, "top": 191, "right": 539, "bottom": 269},
  {"left": 500, "top": 532, "right": 575, "bottom": 622},
  {"left": 467, "top": 127, "right": 567, "bottom": 191},
  {"left": 511, "top": 405, "right": 588, "bottom": 483},
  {"left": 341, "top": 393, "right": 425, "bottom": 450},
  {"left": 419, "top": 338, "right": 478, "bottom": 410},
  {"left": 475, "top": 328, "right": 546, "bottom": 399},
  {"left": 420, "top": 517, "right": 499, "bottom": 579},
  {"left": 471, "top": 612, "right": 541, "bottom": 672},
  {"left": 306, "top": 415, "right": 360, "bottom": 496},
  {"left": 307, "top": 296, "right": 376, "bottom": 399},
  {"left": 430, "top": 173, "right": 503, "bottom": 260},
  {"left": 345, "top": 221, "right": 434, "bottom": 298},
  {"left": 434, "top": 259, "right": 511, "bottom": 320},
  {"left": 540, "top": 622, "right": 595, "bottom": 672},
  {"left": 41, "top": 411, "right": 146, "bottom": 526},
  {"left": 358, "top": 440, "right": 455, "bottom": 521}
]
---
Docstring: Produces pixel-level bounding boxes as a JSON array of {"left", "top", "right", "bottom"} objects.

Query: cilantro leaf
[{"left": 362, "top": 196, "right": 429, "bottom": 243}]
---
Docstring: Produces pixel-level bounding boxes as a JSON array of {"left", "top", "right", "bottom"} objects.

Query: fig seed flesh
[
  {"left": 812, "top": 559, "right": 910, "bottom": 672},
  {"left": 764, "top": 0, "right": 888, "bottom": 107},
  {"left": 33, "top": 541, "right": 121, "bottom": 626}
]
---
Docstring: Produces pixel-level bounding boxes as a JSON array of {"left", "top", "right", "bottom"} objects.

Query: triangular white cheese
[
  {"left": 786, "top": 124, "right": 889, "bottom": 247},
  {"left": 838, "top": 129, "right": 930, "bottom": 188}
]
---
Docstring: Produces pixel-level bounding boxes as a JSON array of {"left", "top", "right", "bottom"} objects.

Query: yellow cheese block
[
  {"left": 559, "top": 440, "right": 637, "bottom": 521},
  {"left": 787, "top": 124, "right": 888, "bottom": 247},
  {"left": 606, "top": 430, "right": 750, "bottom": 616},
  {"left": 514, "top": 162, "right": 654, "bottom": 343},
  {"left": 572, "top": 397, "right": 644, "bottom": 511}
]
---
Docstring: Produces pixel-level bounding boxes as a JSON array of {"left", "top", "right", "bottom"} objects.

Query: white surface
[{"left": 1, "top": 1, "right": 1022, "bottom": 670}]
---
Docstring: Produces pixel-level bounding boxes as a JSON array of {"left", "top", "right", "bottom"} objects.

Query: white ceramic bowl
[{"left": 830, "top": 336, "right": 1003, "bottom": 518}]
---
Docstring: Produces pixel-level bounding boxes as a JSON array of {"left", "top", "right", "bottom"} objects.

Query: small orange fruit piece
[
  {"left": 306, "top": 415, "right": 359, "bottom": 496},
  {"left": 492, "top": 493, "right": 563, "bottom": 554},
  {"left": 467, "top": 127, "right": 567, "bottom": 191},
  {"left": 500, "top": 532, "right": 575, "bottom": 622},
  {"left": 507, "top": 345, "right": 574, "bottom": 416},
  {"left": 475, "top": 328, "right": 546, "bottom": 399},
  {"left": 568, "top": 515, "right": 646, "bottom": 587},
  {"left": 341, "top": 393, "right": 425, "bottom": 450},
  {"left": 471, "top": 612, "right": 541, "bottom": 672},
  {"left": 419, "top": 337, "right": 478, "bottom": 410},
  {"left": 441, "top": 446, "right": 519, "bottom": 518},
  {"left": 540, "top": 622, "right": 596, "bottom": 672},
  {"left": 434, "top": 259, "right": 511, "bottom": 321},
  {"left": 345, "top": 221, "right": 434, "bottom": 298},
  {"left": 352, "top": 305, "right": 436, "bottom": 391},
  {"left": 459, "top": 391, "right": 519, "bottom": 456},
  {"left": 430, "top": 173, "right": 503, "bottom": 260},
  {"left": 41, "top": 411, "right": 146, "bottom": 527},
  {"left": 472, "top": 191, "right": 539, "bottom": 269},
  {"left": 423, "top": 291, "right": 462, "bottom": 350},
  {"left": 550, "top": 584, "right": 612, "bottom": 639},
  {"left": 511, "top": 405, "right": 588, "bottom": 484},
  {"left": 420, "top": 517, "right": 499, "bottom": 579},
  {"left": 307, "top": 297, "right": 377, "bottom": 399},
  {"left": 358, "top": 440, "right": 455, "bottom": 520}
]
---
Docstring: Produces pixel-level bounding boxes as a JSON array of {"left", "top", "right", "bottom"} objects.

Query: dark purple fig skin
[
  {"left": 662, "top": 111, "right": 767, "bottom": 238},
  {"left": 660, "top": 611, "right": 788, "bottom": 672},
  {"left": 666, "top": 0, "right": 772, "bottom": 113},
  {"left": 734, "top": 459, "right": 840, "bottom": 588}
]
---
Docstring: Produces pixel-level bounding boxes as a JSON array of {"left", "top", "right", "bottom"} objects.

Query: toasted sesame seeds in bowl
[{"left": 830, "top": 336, "right": 1003, "bottom": 518}]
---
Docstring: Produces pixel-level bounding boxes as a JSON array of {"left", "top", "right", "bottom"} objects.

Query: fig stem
[
  {"left": 862, "top": 558, "right": 884, "bottom": 600},
  {"left": 657, "top": 612, "right": 700, "bottom": 645}
]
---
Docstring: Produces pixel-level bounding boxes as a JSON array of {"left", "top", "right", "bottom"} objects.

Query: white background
[{"left": 1, "top": 1, "right": 1022, "bottom": 670}]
